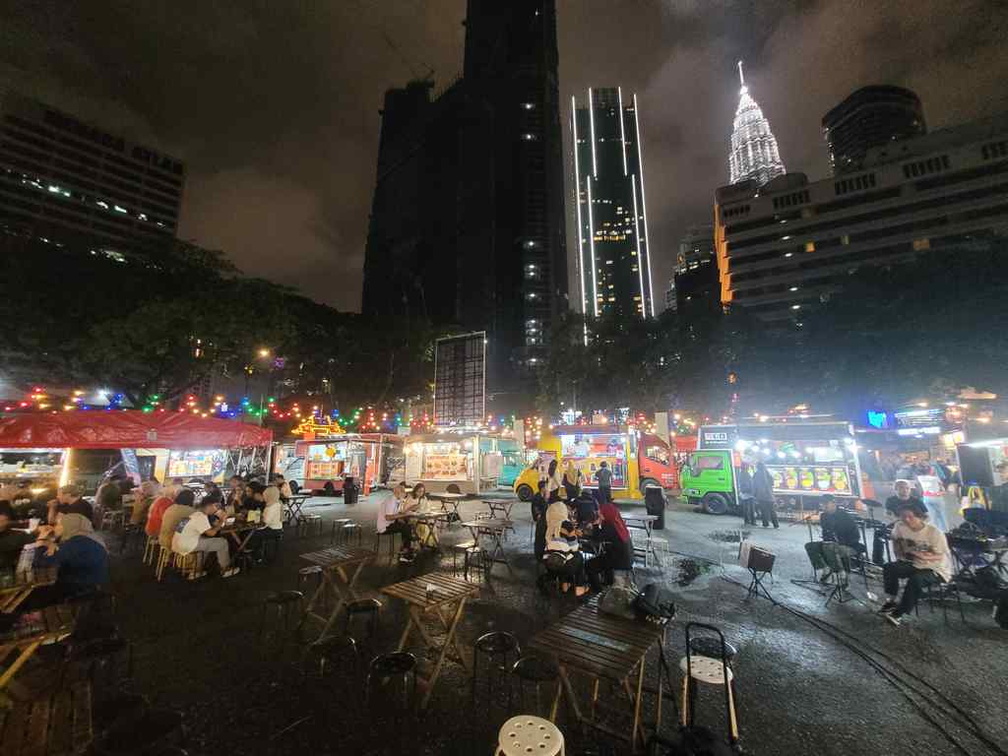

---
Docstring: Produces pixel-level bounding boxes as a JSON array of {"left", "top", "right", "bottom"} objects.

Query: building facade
[
  {"left": 823, "top": 85, "right": 926, "bottom": 175},
  {"left": 715, "top": 115, "right": 1008, "bottom": 322},
  {"left": 0, "top": 91, "right": 184, "bottom": 255},
  {"left": 670, "top": 224, "right": 717, "bottom": 316},
  {"left": 728, "top": 62, "right": 785, "bottom": 187},
  {"left": 362, "top": 0, "right": 567, "bottom": 383},
  {"left": 572, "top": 87, "right": 656, "bottom": 321}
]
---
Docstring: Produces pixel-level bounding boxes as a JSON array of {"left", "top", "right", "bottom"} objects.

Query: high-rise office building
[
  {"left": 362, "top": 0, "right": 567, "bottom": 383},
  {"left": 715, "top": 114, "right": 1008, "bottom": 322},
  {"left": 670, "top": 225, "right": 717, "bottom": 317},
  {"left": 572, "top": 87, "right": 655, "bottom": 321},
  {"left": 728, "top": 62, "right": 785, "bottom": 187},
  {"left": 0, "top": 91, "right": 185, "bottom": 255},
  {"left": 823, "top": 85, "right": 926, "bottom": 175}
]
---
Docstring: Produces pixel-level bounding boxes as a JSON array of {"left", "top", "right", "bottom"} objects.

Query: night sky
[{"left": 2, "top": 1, "right": 1007, "bottom": 311}]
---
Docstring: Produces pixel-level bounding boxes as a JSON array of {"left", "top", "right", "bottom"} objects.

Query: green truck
[{"left": 680, "top": 422, "right": 863, "bottom": 515}]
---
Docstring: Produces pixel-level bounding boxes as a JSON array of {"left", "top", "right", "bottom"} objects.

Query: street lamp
[{"left": 257, "top": 348, "right": 271, "bottom": 358}]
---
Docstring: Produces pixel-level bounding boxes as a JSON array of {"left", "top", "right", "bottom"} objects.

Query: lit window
[{"left": 789, "top": 286, "right": 798, "bottom": 292}]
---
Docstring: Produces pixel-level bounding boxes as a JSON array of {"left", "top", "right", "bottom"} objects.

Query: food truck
[
  {"left": 278, "top": 433, "right": 404, "bottom": 495},
  {"left": 0, "top": 412, "right": 273, "bottom": 510},
  {"left": 512, "top": 424, "right": 679, "bottom": 501},
  {"left": 404, "top": 432, "right": 508, "bottom": 495},
  {"left": 680, "top": 421, "right": 863, "bottom": 514}
]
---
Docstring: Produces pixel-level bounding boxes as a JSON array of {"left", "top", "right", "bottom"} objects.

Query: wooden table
[
  {"left": 624, "top": 514, "right": 659, "bottom": 565},
  {"left": 0, "top": 568, "right": 58, "bottom": 615},
  {"left": 0, "top": 681, "right": 92, "bottom": 754},
  {"left": 380, "top": 572, "right": 480, "bottom": 709},
  {"left": 285, "top": 494, "right": 311, "bottom": 524},
  {"left": 483, "top": 499, "right": 515, "bottom": 520},
  {"left": 298, "top": 547, "right": 374, "bottom": 640},
  {"left": 220, "top": 522, "right": 259, "bottom": 561},
  {"left": 460, "top": 518, "right": 514, "bottom": 576},
  {"left": 528, "top": 603, "right": 667, "bottom": 752},
  {"left": 429, "top": 492, "right": 466, "bottom": 520},
  {"left": 0, "top": 604, "right": 76, "bottom": 696}
]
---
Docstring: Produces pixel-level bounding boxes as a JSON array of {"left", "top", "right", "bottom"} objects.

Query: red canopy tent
[{"left": 0, "top": 411, "right": 273, "bottom": 449}]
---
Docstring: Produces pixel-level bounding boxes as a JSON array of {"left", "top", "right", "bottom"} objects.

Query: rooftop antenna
[{"left": 737, "top": 60, "right": 745, "bottom": 89}]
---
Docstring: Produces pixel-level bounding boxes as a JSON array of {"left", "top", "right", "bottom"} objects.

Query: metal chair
[
  {"left": 345, "top": 598, "right": 382, "bottom": 642},
  {"left": 451, "top": 540, "right": 478, "bottom": 576},
  {"left": 367, "top": 652, "right": 418, "bottom": 712},
  {"left": 143, "top": 535, "right": 160, "bottom": 566},
  {"left": 509, "top": 656, "right": 559, "bottom": 718},
  {"left": 472, "top": 631, "right": 521, "bottom": 707},
  {"left": 680, "top": 623, "right": 739, "bottom": 747},
  {"left": 260, "top": 590, "right": 305, "bottom": 644},
  {"left": 926, "top": 580, "right": 967, "bottom": 624},
  {"left": 304, "top": 634, "right": 359, "bottom": 679},
  {"left": 342, "top": 521, "right": 363, "bottom": 546}
]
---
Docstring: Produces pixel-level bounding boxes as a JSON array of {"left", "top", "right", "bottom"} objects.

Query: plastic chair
[
  {"left": 495, "top": 715, "right": 565, "bottom": 756},
  {"left": 472, "top": 631, "right": 521, "bottom": 706},
  {"left": 509, "top": 656, "right": 559, "bottom": 718}
]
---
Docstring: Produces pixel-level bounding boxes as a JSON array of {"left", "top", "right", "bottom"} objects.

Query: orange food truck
[
  {"left": 512, "top": 424, "right": 679, "bottom": 501},
  {"left": 274, "top": 433, "right": 404, "bottom": 495}
]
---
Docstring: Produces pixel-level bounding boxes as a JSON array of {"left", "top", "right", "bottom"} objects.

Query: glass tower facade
[
  {"left": 572, "top": 87, "right": 655, "bottom": 321},
  {"left": 728, "top": 62, "right": 786, "bottom": 187}
]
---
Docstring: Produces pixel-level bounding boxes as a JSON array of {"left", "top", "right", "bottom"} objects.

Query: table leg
[
  {"left": 434, "top": 605, "right": 471, "bottom": 670},
  {"left": 556, "top": 664, "right": 583, "bottom": 723},
  {"left": 0, "top": 640, "right": 41, "bottom": 691},
  {"left": 631, "top": 659, "right": 646, "bottom": 751},
  {"left": 655, "top": 631, "right": 666, "bottom": 733},
  {"left": 396, "top": 611, "right": 415, "bottom": 651},
  {"left": 420, "top": 597, "right": 468, "bottom": 709},
  {"left": 549, "top": 678, "right": 562, "bottom": 722}
]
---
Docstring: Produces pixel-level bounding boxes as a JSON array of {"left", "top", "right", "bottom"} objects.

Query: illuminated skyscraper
[
  {"left": 572, "top": 87, "right": 655, "bottom": 321},
  {"left": 728, "top": 62, "right": 785, "bottom": 186}
]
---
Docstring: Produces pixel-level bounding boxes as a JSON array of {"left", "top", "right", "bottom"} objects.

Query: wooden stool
[
  {"left": 143, "top": 536, "right": 160, "bottom": 566},
  {"left": 155, "top": 547, "right": 171, "bottom": 582},
  {"left": 496, "top": 715, "right": 565, "bottom": 756},
  {"left": 172, "top": 551, "right": 204, "bottom": 580}
]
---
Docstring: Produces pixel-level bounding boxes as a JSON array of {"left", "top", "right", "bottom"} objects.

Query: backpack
[{"left": 633, "top": 583, "right": 676, "bottom": 622}]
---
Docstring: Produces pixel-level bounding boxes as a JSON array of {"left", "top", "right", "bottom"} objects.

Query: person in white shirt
[
  {"left": 273, "top": 474, "right": 293, "bottom": 502},
  {"left": 376, "top": 483, "right": 416, "bottom": 561},
  {"left": 880, "top": 500, "right": 953, "bottom": 625},
  {"left": 172, "top": 497, "right": 239, "bottom": 577},
  {"left": 247, "top": 485, "right": 283, "bottom": 563}
]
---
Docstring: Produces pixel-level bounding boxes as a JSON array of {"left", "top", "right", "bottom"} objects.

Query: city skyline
[{"left": 2, "top": 2, "right": 1007, "bottom": 312}]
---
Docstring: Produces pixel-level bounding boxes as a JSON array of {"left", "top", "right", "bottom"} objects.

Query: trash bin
[
  {"left": 644, "top": 485, "right": 666, "bottom": 530},
  {"left": 343, "top": 477, "right": 359, "bottom": 505}
]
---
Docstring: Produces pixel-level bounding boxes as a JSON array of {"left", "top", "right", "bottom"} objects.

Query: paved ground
[{"left": 97, "top": 492, "right": 1006, "bottom": 755}]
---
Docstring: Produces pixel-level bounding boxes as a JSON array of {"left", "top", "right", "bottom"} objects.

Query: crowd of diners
[{"left": 0, "top": 471, "right": 294, "bottom": 603}]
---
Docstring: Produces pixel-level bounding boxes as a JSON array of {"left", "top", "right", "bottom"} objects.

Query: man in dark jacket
[
  {"left": 737, "top": 465, "right": 756, "bottom": 526},
  {"left": 820, "top": 495, "right": 862, "bottom": 550},
  {"left": 753, "top": 462, "right": 778, "bottom": 528}
]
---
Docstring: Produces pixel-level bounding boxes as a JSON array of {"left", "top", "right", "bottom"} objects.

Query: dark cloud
[{"left": 2, "top": 1, "right": 1007, "bottom": 311}]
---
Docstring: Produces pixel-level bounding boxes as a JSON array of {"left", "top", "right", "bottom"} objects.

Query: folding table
[{"left": 298, "top": 546, "right": 374, "bottom": 640}]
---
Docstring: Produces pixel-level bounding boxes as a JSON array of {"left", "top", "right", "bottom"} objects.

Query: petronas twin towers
[{"left": 728, "top": 61, "right": 786, "bottom": 187}]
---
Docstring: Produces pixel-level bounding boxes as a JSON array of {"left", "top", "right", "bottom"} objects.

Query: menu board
[
  {"left": 167, "top": 451, "right": 222, "bottom": 479},
  {"left": 305, "top": 459, "right": 344, "bottom": 480},
  {"left": 767, "top": 464, "right": 855, "bottom": 496},
  {"left": 422, "top": 452, "right": 469, "bottom": 480}
]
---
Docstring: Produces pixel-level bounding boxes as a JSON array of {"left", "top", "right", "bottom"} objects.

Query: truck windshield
[{"left": 689, "top": 454, "right": 724, "bottom": 475}]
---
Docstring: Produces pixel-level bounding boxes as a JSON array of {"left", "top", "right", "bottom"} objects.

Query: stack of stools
[
  {"left": 330, "top": 518, "right": 352, "bottom": 544},
  {"left": 298, "top": 513, "right": 323, "bottom": 538},
  {"left": 680, "top": 622, "right": 740, "bottom": 748}
]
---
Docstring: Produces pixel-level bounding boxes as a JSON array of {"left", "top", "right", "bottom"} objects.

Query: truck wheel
[
  {"left": 702, "top": 493, "right": 730, "bottom": 515},
  {"left": 516, "top": 484, "right": 533, "bottom": 502}
]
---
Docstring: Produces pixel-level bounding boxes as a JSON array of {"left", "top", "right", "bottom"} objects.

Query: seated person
[
  {"left": 880, "top": 500, "right": 953, "bottom": 626},
  {"left": 226, "top": 475, "right": 247, "bottom": 512},
  {"left": 587, "top": 500, "right": 633, "bottom": 593},
  {"left": 244, "top": 482, "right": 267, "bottom": 514},
  {"left": 249, "top": 486, "right": 283, "bottom": 562},
  {"left": 377, "top": 483, "right": 417, "bottom": 562},
  {"left": 0, "top": 500, "right": 35, "bottom": 570},
  {"left": 542, "top": 499, "right": 588, "bottom": 596},
  {"left": 130, "top": 480, "right": 159, "bottom": 527},
  {"left": 273, "top": 474, "right": 292, "bottom": 502},
  {"left": 46, "top": 485, "right": 94, "bottom": 526},
  {"left": 145, "top": 484, "right": 177, "bottom": 539},
  {"left": 95, "top": 474, "right": 125, "bottom": 520},
  {"left": 885, "top": 479, "right": 923, "bottom": 517},
  {"left": 573, "top": 490, "right": 600, "bottom": 531},
  {"left": 408, "top": 483, "right": 436, "bottom": 548},
  {"left": 816, "top": 495, "right": 864, "bottom": 583},
  {"left": 159, "top": 489, "right": 197, "bottom": 551},
  {"left": 172, "top": 496, "right": 239, "bottom": 578},
  {"left": 31, "top": 512, "right": 109, "bottom": 604}
]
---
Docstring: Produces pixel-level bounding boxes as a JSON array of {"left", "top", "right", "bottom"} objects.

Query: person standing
[
  {"left": 737, "top": 465, "right": 756, "bottom": 526},
  {"left": 880, "top": 501, "right": 953, "bottom": 626},
  {"left": 753, "top": 462, "right": 778, "bottom": 528},
  {"left": 595, "top": 461, "right": 613, "bottom": 503},
  {"left": 545, "top": 460, "right": 564, "bottom": 503},
  {"left": 530, "top": 480, "right": 549, "bottom": 561},
  {"left": 562, "top": 460, "right": 583, "bottom": 501}
]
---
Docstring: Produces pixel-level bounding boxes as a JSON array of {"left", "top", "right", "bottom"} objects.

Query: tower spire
[
  {"left": 728, "top": 62, "right": 785, "bottom": 186},
  {"left": 737, "top": 60, "right": 745, "bottom": 88}
]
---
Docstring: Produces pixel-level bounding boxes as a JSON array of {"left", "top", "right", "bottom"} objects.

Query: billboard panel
[{"left": 433, "top": 332, "right": 486, "bottom": 427}]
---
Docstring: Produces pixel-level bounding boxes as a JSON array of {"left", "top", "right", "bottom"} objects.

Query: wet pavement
[{"left": 103, "top": 493, "right": 1007, "bottom": 755}]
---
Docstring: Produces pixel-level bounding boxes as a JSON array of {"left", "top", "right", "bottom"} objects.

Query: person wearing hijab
[
  {"left": 586, "top": 501, "right": 634, "bottom": 593},
  {"left": 130, "top": 480, "right": 159, "bottom": 526},
  {"left": 562, "top": 460, "right": 583, "bottom": 501},
  {"left": 248, "top": 485, "right": 284, "bottom": 562},
  {"left": 542, "top": 501, "right": 588, "bottom": 596},
  {"left": 33, "top": 512, "right": 110, "bottom": 602}
]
